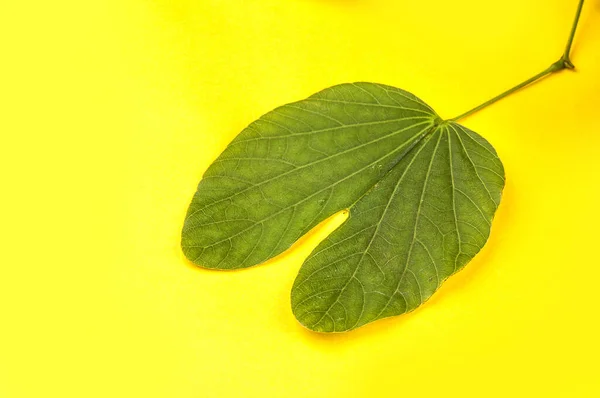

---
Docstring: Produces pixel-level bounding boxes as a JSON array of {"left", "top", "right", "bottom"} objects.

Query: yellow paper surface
[{"left": 1, "top": 1, "right": 599, "bottom": 396}]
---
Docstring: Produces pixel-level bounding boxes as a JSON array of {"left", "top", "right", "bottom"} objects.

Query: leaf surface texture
[{"left": 182, "top": 82, "right": 504, "bottom": 331}]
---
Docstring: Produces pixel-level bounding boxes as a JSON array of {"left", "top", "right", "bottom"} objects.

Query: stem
[
  {"left": 450, "top": 65, "right": 557, "bottom": 121},
  {"left": 562, "top": 0, "right": 585, "bottom": 66},
  {"left": 450, "top": 0, "right": 585, "bottom": 122}
]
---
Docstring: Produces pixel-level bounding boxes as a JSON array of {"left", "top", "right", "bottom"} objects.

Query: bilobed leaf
[{"left": 182, "top": 82, "right": 504, "bottom": 332}]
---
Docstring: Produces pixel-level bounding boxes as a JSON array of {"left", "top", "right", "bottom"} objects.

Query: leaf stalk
[{"left": 450, "top": 0, "right": 585, "bottom": 122}]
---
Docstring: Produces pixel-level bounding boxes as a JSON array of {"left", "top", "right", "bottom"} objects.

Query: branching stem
[{"left": 450, "top": 0, "right": 585, "bottom": 122}]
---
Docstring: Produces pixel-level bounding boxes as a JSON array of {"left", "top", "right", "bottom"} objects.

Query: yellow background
[{"left": 1, "top": 0, "right": 599, "bottom": 397}]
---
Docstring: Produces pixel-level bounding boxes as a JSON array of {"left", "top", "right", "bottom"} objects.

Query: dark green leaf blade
[
  {"left": 182, "top": 83, "right": 440, "bottom": 269},
  {"left": 290, "top": 122, "right": 504, "bottom": 332}
]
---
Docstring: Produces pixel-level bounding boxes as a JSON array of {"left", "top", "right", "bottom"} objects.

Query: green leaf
[{"left": 182, "top": 82, "right": 504, "bottom": 331}]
